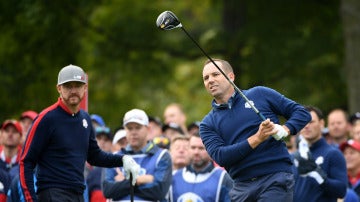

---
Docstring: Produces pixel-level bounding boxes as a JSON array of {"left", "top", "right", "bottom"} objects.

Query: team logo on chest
[
  {"left": 83, "top": 119, "right": 88, "bottom": 128},
  {"left": 245, "top": 100, "right": 255, "bottom": 109}
]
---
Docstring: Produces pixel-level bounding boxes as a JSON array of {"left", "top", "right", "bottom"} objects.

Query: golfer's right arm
[{"left": 20, "top": 116, "right": 49, "bottom": 202}]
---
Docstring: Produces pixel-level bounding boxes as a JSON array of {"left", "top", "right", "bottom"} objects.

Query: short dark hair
[
  {"left": 304, "top": 105, "right": 323, "bottom": 120},
  {"left": 204, "top": 59, "right": 234, "bottom": 74}
]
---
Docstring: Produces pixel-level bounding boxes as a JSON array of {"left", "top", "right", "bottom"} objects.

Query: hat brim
[
  {"left": 2, "top": 122, "right": 22, "bottom": 135},
  {"left": 58, "top": 79, "right": 87, "bottom": 85},
  {"left": 123, "top": 119, "right": 147, "bottom": 127}
]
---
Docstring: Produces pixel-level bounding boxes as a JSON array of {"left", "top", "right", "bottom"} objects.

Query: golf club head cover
[
  {"left": 272, "top": 124, "right": 289, "bottom": 140},
  {"left": 122, "top": 155, "right": 140, "bottom": 186}
]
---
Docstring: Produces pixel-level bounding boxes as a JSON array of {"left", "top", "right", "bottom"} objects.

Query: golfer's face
[
  {"left": 58, "top": 81, "right": 87, "bottom": 106},
  {"left": 202, "top": 62, "right": 232, "bottom": 99}
]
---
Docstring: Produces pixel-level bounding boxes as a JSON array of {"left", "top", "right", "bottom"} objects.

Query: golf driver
[{"left": 156, "top": 11, "right": 266, "bottom": 121}]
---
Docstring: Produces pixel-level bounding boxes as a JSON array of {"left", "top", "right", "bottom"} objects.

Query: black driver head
[{"left": 156, "top": 11, "right": 182, "bottom": 30}]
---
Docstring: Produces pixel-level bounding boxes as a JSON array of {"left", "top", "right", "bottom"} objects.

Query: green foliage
[
  {"left": 0, "top": 0, "right": 348, "bottom": 130},
  {"left": 226, "top": 0, "right": 345, "bottom": 115}
]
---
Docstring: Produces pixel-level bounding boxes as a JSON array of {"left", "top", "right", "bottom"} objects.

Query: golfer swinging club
[{"left": 200, "top": 59, "right": 311, "bottom": 201}]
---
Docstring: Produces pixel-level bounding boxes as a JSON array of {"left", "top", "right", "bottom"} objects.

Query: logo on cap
[{"left": 58, "top": 64, "right": 87, "bottom": 85}]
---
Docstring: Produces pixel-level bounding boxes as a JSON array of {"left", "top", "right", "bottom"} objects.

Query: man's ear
[
  {"left": 228, "top": 72, "right": 235, "bottom": 82},
  {"left": 56, "top": 85, "right": 61, "bottom": 94}
]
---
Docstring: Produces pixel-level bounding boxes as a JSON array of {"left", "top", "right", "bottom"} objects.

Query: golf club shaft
[
  {"left": 180, "top": 27, "right": 266, "bottom": 121},
  {"left": 130, "top": 173, "right": 134, "bottom": 202}
]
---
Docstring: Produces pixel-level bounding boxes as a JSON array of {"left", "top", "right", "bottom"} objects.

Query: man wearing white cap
[
  {"left": 103, "top": 108, "right": 172, "bottom": 202},
  {"left": 20, "top": 65, "right": 140, "bottom": 202},
  {"left": 112, "top": 129, "right": 127, "bottom": 152}
]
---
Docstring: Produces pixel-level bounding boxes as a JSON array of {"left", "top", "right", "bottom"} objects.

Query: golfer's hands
[
  {"left": 122, "top": 155, "right": 140, "bottom": 186},
  {"left": 248, "top": 119, "right": 275, "bottom": 148},
  {"left": 272, "top": 124, "right": 289, "bottom": 140}
]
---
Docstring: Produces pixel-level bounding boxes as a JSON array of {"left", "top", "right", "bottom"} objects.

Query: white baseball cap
[
  {"left": 112, "top": 129, "right": 127, "bottom": 145},
  {"left": 123, "top": 109, "right": 149, "bottom": 126}
]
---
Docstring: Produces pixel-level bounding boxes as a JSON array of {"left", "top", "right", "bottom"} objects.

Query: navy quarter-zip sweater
[
  {"left": 200, "top": 86, "right": 311, "bottom": 181},
  {"left": 20, "top": 98, "right": 124, "bottom": 202}
]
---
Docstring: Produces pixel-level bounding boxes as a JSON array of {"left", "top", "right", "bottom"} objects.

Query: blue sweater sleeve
[
  {"left": 86, "top": 125, "right": 123, "bottom": 168},
  {"left": 257, "top": 86, "right": 311, "bottom": 135},
  {"left": 320, "top": 149, "right": 347, "bottom": 198}
]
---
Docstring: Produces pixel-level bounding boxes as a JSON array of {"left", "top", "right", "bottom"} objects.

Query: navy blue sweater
[
  {"left": 20, "top": 98, "right": 124, "bottom": 202},
  {"left": 200, "top": 86, "right": 311, "bottom": 181}
]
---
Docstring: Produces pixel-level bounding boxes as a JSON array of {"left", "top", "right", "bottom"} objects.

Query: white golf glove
[
  {"left": 272, "top": 124, "right": 289, "bottom": 140},
  {"left": 122, "top": 155, "right": 140, "bottom": 186}
]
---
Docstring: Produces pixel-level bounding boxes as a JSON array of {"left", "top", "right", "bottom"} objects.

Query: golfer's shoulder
[{"left": 246, "top": 86, "right": 278, "bottom": 96}]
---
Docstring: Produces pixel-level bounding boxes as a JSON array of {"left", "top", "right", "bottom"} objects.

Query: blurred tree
[
  {"left": 217, "top": 0, "right": 346, "bottom": 116},
  {"left": 0, "top": 0, "right": 98, "bottom": 119},
  {"left": 0, "top": 0, "right": 356, "bottom": 131},
  {"left": 341, "top": 0, "right": 360, "bottom": 114}
]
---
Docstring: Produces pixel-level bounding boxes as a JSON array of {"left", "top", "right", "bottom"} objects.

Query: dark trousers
[
  {"left": 230, "top": 172, "right": 294, "bottom": 202},
  {"left": 37, "top": 188, "right": 84, "bottom": 202}
]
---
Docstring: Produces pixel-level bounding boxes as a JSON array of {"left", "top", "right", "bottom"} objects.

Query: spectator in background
[
  {"left": 292, "top": 106, "right": 347, "bottom": 201},
  {"left": 19, "top": 110, "right": 38, "bottom": 145},
  {"left": 162, "top": 122, "right": 184, "bottom": 139},
  {"left": 147, "top": 116, "right": 163, "bottom": 141},
  {"left": 112, "top": 129, "right": 127, "bottom": 152},
  {"left": 6, "top": 114, "right": 37, "bottom": 202},
  {"left": 148, "top": 117, "right": 171, "bottom": 149},
  {"left": 163, "top": 103, "right": 188, "bottom": 135},
  {"left": 187, "top": 121, "right": 200, "bottom": 136},
  {"left": 170, "top": 133, "right": 233, "bottom": 202},
  {"left": 0, "top": 120, "right": 22, "bottom": 178},
  {"left": 349, "top": 113, "right": 360, "bottom": 140},
  {"left": 350, "top": 112, "right": 360, "bottom": 126},
  {"left": 91, "top": 114, "right": 106, "bottom": 128},
  {"left": 326, "top": 108, "right": 351, "bottom": 147},
  {"left": 169, "top": 135, "right": 190, "bottom": 172},
  {"left": 0, "top": 169, "right": 11, "bottom": 201},
  {"left": 286, "top": 135, "right": 298, "bottom": 154},
  {"left": 152, "top": 135, "right": 171, "bottom": 150},
  {"left": 103, "top": 109, "right": 172, "bottom": 201},
  {"left": 341, "top": 139, "right": 360, "bottom": 200},
  {"left": 352, "top": 121, "right": 360, "bottom": 142},
  {"left": 94, "top": 126, "right": 113, "bottom": 152}
]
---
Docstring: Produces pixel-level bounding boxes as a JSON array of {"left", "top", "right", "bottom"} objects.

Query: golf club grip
[
  {"left": 130, "top": 173, "right": 134, "bottom": 202},
  {"left": 180, "top": 27, "right": 266, "bottom": 122}
]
